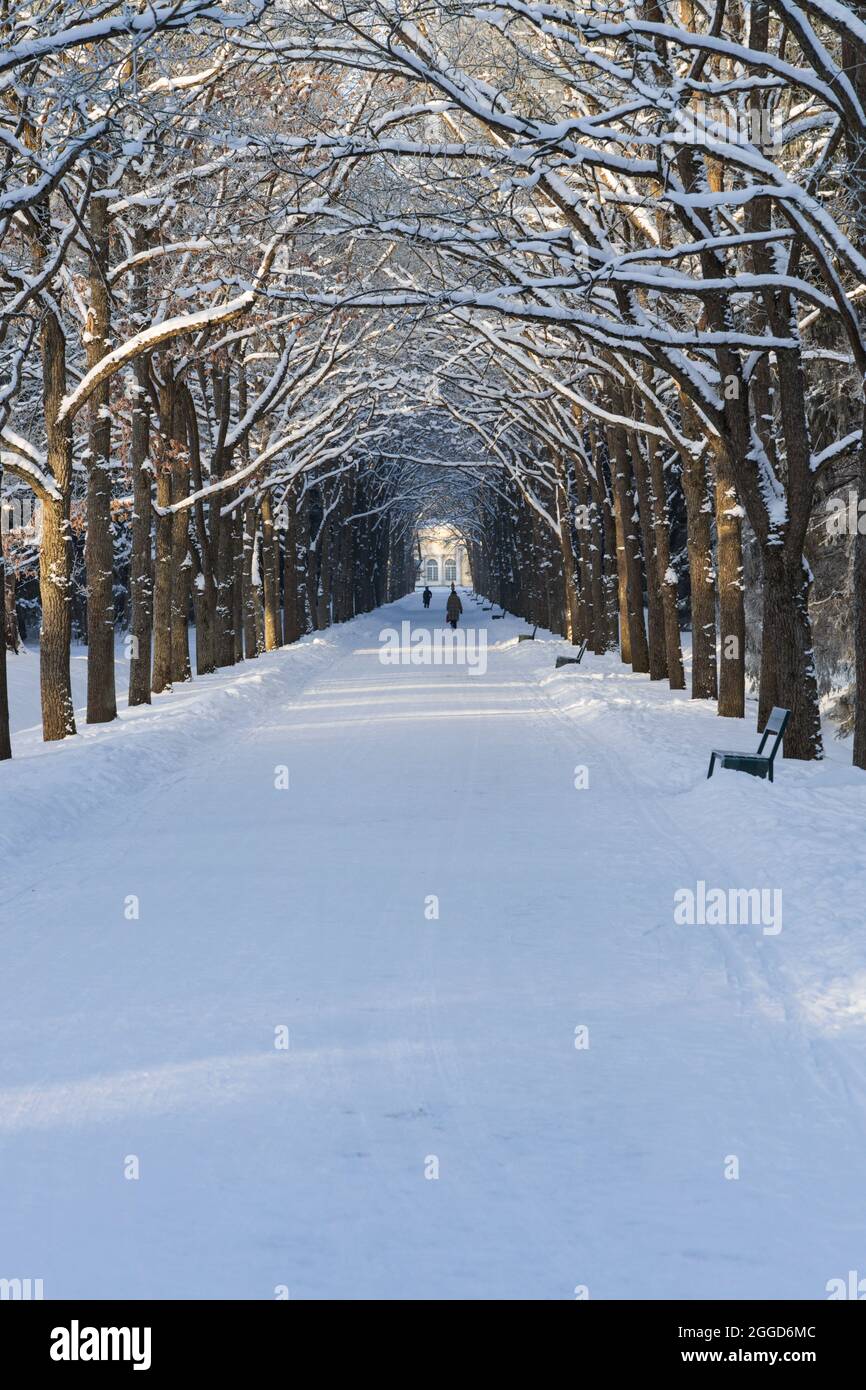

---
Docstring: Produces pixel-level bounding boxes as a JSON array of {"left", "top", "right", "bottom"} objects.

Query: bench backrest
[{"left": 757, "top": 706, "right": 790, "bottom": 761}]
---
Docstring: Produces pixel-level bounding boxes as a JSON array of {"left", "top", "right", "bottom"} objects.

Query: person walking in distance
[
  {"left": 422, "top": 585, "right": 432, "bottom": 609},
  {"left": 446, "top": 583, "right": 462, "bottom": 630}
]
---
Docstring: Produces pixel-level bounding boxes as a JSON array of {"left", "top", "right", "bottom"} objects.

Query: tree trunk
[
  {"left": 127, "top": 299, "right": 153, "bottom": 705},
  {"left": 151, "top": 383, "right": 174, "bottom": 694},
  {"left": 306, "top": 496, "right": 320, "bottom": 631},
  {"left": 554, "top": 458, "right": 578, "bottom": 642},
  {"left": 261, "top": 493, "right": 280, "bottom": 650},
  {"left": 587, "top": 426, "right": 617, "bottom": 650},
  {"left": 283, "top": 490, "right": 302, "bottom": 644},
  {"left": 609, "top": 425, "right": 649, "bottom": 671},
  {"left": 214, "top": 485, "right": 236, "bottom": 667},
  {"left": 629, "top": 426, "right": 667, "bottom": 680},
  {"left": 169, "top": 401, "right": 192, "bottom": 685},
  {"left": 242, "top": 501, "right": 261, "bottom": 657},
  {"left": 85, "top": 191, "right": 117, "bottom": 724},
  {"left": 677, "top": 398, "right": 718, "bottom": 702},
  {"left": 4, "top": 562, "right": 19, "bottom": 653},
  {"left": 316, "top": 505, "right": 333, "bottom": 629},
  {"left": 232, "top": 509, "right": 244, "bottom": 663},
  {"left": 710, "top": 440, "right": 746, "bottom": 718},
  {"left": 759, "top": 549, "right": 822, "bottom": 758},
  {"left": 642, "top": 388, "right": 685, "bottom": 689},
  {"left": 39, "top": 309, "right": 76, "bottom": 740},
  {"left": 177, "top": 384, "right": 216, "bottom": 679}
]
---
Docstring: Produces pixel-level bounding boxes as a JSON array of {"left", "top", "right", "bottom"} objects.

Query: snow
[
  {"left": 0, "top": 426, "right": 60, "bottom": 501},
  {"left": 2, "top": 593, "right": 866, "bottom": 1299},
  {"left": 57, "top": 291, "right": 257, "bottom": 424},
  {"left": 0, "top": 2, "right": 268, "bottom": 79}
]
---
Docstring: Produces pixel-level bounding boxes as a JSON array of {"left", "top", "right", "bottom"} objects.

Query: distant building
[{"left": 416, "top": 524, "right": 471, "bottom": 587}]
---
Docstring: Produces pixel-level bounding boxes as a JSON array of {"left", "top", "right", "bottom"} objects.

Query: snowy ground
[{"left": 2, "top": 591, "right": 866, "bottom": 1300}]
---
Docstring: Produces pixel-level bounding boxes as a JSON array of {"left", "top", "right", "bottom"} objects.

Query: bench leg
[{"left": 707, "top": 753, "right": 716, "bottom": 779}]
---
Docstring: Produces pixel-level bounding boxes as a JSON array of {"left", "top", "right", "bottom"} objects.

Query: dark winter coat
[{"left": 446, "top": 591, "right": 463, "bottom": 622}]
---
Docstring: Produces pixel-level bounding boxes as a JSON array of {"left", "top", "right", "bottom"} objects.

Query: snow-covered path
[{"left": 2, "top": 591, "right": 866, "bottom": 1299}]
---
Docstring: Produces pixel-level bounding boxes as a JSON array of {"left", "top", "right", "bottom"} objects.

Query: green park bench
[
  {"left": 707, "top": 706, "right": 790, "bottom": 782},
  {"left": 518, "top": 625, "right": 538, "bottom": 643},
  {"left": 555, "top": 640, "right": 588, "bottom": 669}
]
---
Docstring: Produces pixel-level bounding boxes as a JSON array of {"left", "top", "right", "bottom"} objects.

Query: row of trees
[
  {"left": 3, "top": 1, "right": 866, "bottom": 765},
  {"left": 259, "top": 0, "right": 866, "bottom": 763},
  {"left": 0, "top": 1, "right": 421, "bottom": 757}
]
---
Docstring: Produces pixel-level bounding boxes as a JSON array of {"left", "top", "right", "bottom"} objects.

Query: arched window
[
  {"left": 425, "top": 557, "right": 439, "bottom": 582},
  {"left": 444, "top": 558, "right": 457, "bottom": 583}
]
